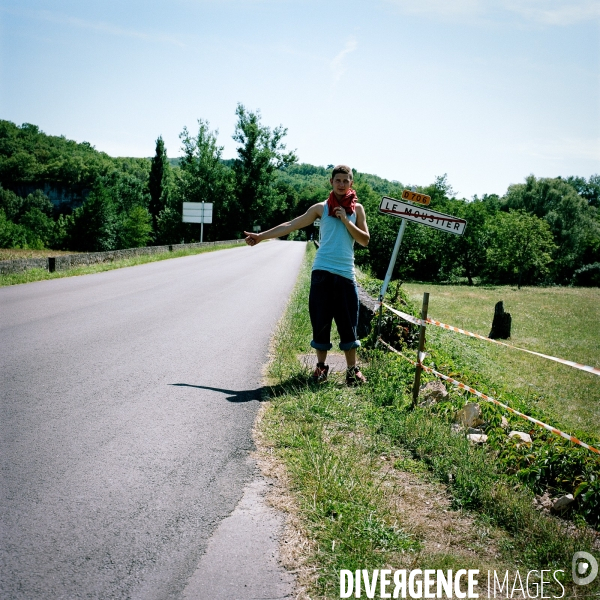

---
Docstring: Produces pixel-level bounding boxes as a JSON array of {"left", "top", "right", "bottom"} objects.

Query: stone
[
  {"left": 467, "top": 434, "right": 488, "bottom": 444},
  {"left": 456, "top": 403, "right": 484, "bottom": 428},
  {"left": 509, "top": 431, "right": 532, "bottom": 444},
  {"left": 534, "top": 492, "right": 553, "bottom": 512},
  {"left": 501, "top": 416, "right": 509, "bottom": 429},
  {"left": 0, "top": 240, "right": 247, "bottom": 275},
  {"left": 356, "top": 284, "right": 379, "bottom": 339},
  {"left": 419, "top": 381, "right": 448, "bottom": 406},
  {"left": 468, "top": 428, "right": 484, "bottom": 435},
  {"left": 552, "top": 494, "right": 575, "bottom": 512}
]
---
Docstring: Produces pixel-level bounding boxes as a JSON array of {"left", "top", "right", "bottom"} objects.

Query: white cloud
[
  {"left": 1, "top": 7, "right": 186, "bottom": 47},
  {"left": 330, "top": 37, "right": 358, "bottom": 82},
  {"left": 384, "top": 0, "right": 482, "bottom": 19},
  {"left": 383, "top": 0, "right": 600, "bottom": 25},
  {"left": 518, "top": 136, "right": 600, "bottom": 161},
  {"left": 501, "top": 0, "right": 600, "bottom": 25}
]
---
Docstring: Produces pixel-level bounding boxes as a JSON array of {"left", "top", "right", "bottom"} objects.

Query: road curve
[{"left": 0, "top": 240, "right": 306, "bottom": 600}]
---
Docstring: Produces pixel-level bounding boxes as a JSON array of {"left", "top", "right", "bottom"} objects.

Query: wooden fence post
[{"left": 411, "top": 292, "right": 430, "bottom": 407}]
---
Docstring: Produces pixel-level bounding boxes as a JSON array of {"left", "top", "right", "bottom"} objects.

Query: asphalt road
[{"left": 0, "top": 240, "right": 306, "bottom": 600}]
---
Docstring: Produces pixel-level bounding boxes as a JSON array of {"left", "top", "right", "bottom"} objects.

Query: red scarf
[{"left": 327, "top": 189, "right": 357, "bottom": 217}]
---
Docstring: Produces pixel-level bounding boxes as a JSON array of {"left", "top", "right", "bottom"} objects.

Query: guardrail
[{"left": 0, "top": 239, "right": 246, "bottom": 276}]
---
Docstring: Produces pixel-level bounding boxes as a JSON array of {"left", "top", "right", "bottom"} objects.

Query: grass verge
[
  {"left": 0, "top": 243, "right": 243, "bottom": 287},
  {"left": 258, "top": 244, "right": 599, "bottom": 599}
]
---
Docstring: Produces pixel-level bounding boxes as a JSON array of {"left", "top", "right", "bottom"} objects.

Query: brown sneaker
[
  {"left": 346, "top": 365, "right": 367, "bottom": 386},
  {"left": 311, "top": 362, "right": 329, "bottom": 382}
]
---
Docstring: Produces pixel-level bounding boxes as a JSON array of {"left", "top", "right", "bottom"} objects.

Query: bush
[
  {"left": 0, "top": 209, "right": 30, "bottom": 248},
  {"left": 19, "top": 207, "right": 55, "bottom": 247},
  {"left": 117, "top": 206, "right": 153, "bottom": 249}
]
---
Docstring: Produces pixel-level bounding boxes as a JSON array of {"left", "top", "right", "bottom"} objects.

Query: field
[{"left": 402, "top": 283, "right": 600, "bottom": 438}]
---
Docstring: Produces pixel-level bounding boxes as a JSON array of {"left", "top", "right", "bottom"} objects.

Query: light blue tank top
[{"left": 312, "top": 203, "right": 356, "bottom": 281}]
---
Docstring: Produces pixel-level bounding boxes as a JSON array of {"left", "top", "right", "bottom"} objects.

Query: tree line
[{"left": 1, "top": 112, "right": 599, "bottom": 287}]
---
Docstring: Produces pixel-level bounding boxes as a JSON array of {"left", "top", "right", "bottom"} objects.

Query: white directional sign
[
  {"left": 182, "top": 202, "right": 213, "bottom": 224},
  {"left": 379, "top": 196, "right": 467, "bottom": 235}
]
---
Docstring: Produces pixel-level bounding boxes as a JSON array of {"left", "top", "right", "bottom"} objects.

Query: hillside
[{"left": 1, "top": 119, "right": 599, "bottom": 286}]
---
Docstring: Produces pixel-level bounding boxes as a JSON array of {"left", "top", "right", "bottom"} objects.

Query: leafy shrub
[{"left": 0, "top": 209, "right": 30, "bottom": 248}]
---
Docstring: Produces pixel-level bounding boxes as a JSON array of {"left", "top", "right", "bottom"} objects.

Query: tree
[
  {"left": 484, "top": 210, "right": 557, "bottom": 288},
  {"left": 0, "top": 209, "right": 29, "bottom": 248},
  {"left": 177, "top": 120, "right": 235, "bottom": 241},
  {"left": 442, "top": 199, "right": 496, "bottom": 285},
  {"left": 422, "top": 173, "right": 455, "bottom": 206},
  {"left": 148, "top": 136, "right": 169, "bottom": 233},
  {"left": 19, "top": 207, "right": 55, "bottom": 248},
  {"left": 565, "top": 174, "right": 600, "bottom": 209},
  {"left": 232, "top": 104, "right": 297, "bottom": 233},
  {"left": 69, "top": 183, "right": 117, "bottom": 251},
  {"left": 0, "top": 120, "right": 112, "bottom": 199},
  {"left": 117, "top": 205, "right": 153, "bottom": 249},
  {"left": 503, "top": 176, "right": 599, "bottom": 282},
  {"left": 0, "top": 185, "right": 22, "bottom": 221}
]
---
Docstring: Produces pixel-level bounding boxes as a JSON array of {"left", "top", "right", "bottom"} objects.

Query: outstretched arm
[{"left": 244, "top": 203, "right": 324, "bottom": 246}]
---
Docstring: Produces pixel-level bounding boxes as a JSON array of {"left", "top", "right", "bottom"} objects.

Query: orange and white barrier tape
[
  {"left": 381, "top": 302, "right": 600, "bottom": 378},
  {"left": 378, "top": 303, "right": 425, "bottom": 327},
  {"left": 377, "top": 338, "right": 600, "bottom": 456}
]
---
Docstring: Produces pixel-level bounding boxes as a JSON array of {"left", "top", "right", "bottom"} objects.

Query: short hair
[{"left": 331, "top": 165, "right": 353, "bottom": 180}]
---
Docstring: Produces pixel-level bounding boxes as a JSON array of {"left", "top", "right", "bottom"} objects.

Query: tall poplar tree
[{"left": 148, "top": 136, "right": 168, "bottom": 234}]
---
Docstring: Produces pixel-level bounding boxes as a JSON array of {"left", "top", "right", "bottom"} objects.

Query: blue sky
[{"left": 1, "top": 0, "right": 599, "bottom": 199}]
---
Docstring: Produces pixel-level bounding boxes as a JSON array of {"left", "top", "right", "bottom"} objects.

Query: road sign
[
  {"left": 379, "top": 196, "right": 467, "bottom": 235},
  {"left": 401, "top": 189, "right": 431, "bottom": 206},
  {"left": 182, "top": 202, "right": 213, "bottom": 224}
]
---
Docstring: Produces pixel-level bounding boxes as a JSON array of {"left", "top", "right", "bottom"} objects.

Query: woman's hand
[{"left": 244, "top": 231, "right": 261, "bottom": 246}]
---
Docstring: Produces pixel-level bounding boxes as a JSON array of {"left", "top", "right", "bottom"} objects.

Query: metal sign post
[
  {"left": 182, "top": 202, "right": 213, "bottom": 242},
  {"left": 376, "top": 189, "right": 431, "bottom": 341},
  {"left": 376, "top": 218, "right": 407, "bottom": 342}
]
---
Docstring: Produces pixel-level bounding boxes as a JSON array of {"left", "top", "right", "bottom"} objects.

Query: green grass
[
  {"left": 401, "top": 283, "right": 600, "bottom": 439},
  {"left": 261, "top": 246, "right": 599, "bottom": 599},
  {"left": 369, "top": 277, "right": 600, "bottom": 530},
  {"left": 0, "top": 243, "right": 243, "bottom": 287}
]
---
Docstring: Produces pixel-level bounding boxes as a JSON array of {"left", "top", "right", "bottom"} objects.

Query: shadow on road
[
  {"left": 169, "top": 383, "right": 265, "bottom": 403},
  {"left": 171, "top": 372, "right": 316, "bottom": 404}
]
